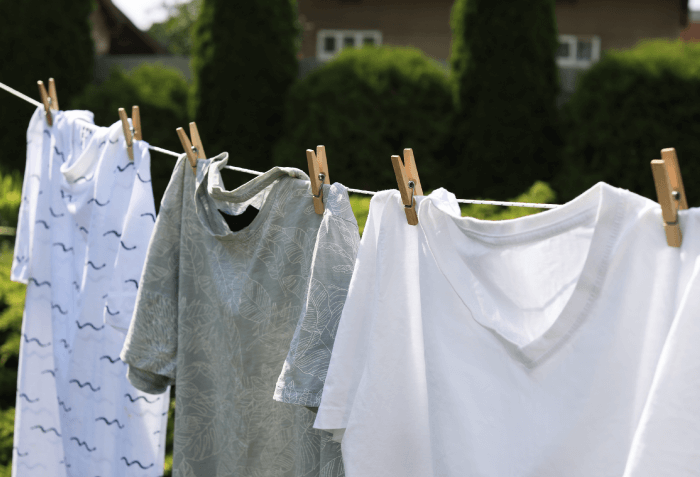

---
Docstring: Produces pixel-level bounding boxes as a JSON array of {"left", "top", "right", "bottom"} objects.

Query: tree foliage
[
  {"left": 556, "top": 40, "right": 700, "bottom": 204},
  {"left": 0, "top": 0, "right": 94, "bottom": 174},
  {"left": 191, "top": 0, "right": 299, "bottom": 170},
  {"left": 0, "top": 169, "right": 25, "bottom": 474},
  {"left": 274, "top": 46, "right": 454, "bottom": 192},
  {"left": 148, "top": 0, "right": 202, "bottom": 55},
  {"left": 449, "top": 0, "right": 561, "bottom": 200}
]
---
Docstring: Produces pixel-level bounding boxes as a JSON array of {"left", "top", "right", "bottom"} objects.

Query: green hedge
[
  {"left": 273, "top": 46, "right": 454, "bottom": 192},
  {"left": 0, "top": 171, "right": 21, "bottom": 230},
  {"left": 449, "top": 0, "right": 561, "bottom": 200},
  {"left": 555, "top": 40, "right": 700, "bottom": 204},
  {"left": 70, "top": 65, "right": 190, "bottom": 210},
  {"left": 191, "top": 0, "right": 298, "bottom": 170},
  {"left": 0, "top": 0, "right": 94, "bottom": 174}
]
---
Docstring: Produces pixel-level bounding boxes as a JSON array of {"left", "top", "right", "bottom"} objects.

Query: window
[
  {"left": 557, "top": 35, "right": 601, "bottom": 67},
  {"left": 576, "top": 39, "right": 593, "bottom": 61},
  {"left": 324, "top": 36, "right": 336, "bottom": 54},
  {"left": 556, "top": 42, "right": 570, "bottom": 59},
  {"left": 316, "top": 30, "right": 383, "bottom": 60}
]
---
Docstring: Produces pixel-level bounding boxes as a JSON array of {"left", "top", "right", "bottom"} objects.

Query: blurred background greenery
[{"left": 1, "top": 0, "right": 699, "bottom": 474}]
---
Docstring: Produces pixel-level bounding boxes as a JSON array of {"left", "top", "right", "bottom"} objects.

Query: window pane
[
  {"left": 344, "top": 36, "right": 355, "bottom": 47},
  {"left": 363, "top": 36, "right": 376, "bottom": 45},
  {"left": 324, "top": 36, "right": 336, "bottom": 53},
  {"left": 556, "top": 42, "right": 570, "bottom": 58},
  {"left": 577, "top": 40, "right": 593, "bottom": 60}
]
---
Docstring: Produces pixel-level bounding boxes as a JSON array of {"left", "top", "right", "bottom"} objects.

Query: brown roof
[{"left": 96, "top": 0, "right": 168, "bottom": 54}]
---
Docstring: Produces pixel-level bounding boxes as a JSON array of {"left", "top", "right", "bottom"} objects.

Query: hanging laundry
[
  {"left": 621, "top": 238, "right": 700, "bottom": 476},
  {"left": 315, "top": 183, "right": 700, "bottom": 477},
  {"left": 11, "top": 107, "right": 169, "bottom": 477},
  {"left": 120, "top": 154, "right": 360, "bottom": 477}
]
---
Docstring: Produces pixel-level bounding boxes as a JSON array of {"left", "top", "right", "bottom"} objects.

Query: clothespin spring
[
  {"left": 667, "top": 190, "right": 683, "bottom": 226},
  {"left": 404, "top": 181, "right": 416, "bottom": 209},
  {"left": 312, "top": 173, "right": 326, "bottom": 200}
]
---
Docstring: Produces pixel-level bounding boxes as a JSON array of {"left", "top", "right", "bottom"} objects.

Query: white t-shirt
[
  {"left": 622, "top": 250, "right": 700, "bottom": 475},
  {"left": 11, "top": 107, "right": 169, "bottom": 477},
  {"left": 314, "top": 183, "right": 700, "bottom": 477}
]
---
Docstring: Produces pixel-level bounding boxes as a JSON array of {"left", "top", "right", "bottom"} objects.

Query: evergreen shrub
[
  {"left": 0, "top": 0, "right": 94, "bottom": 173},
  {"left": 450, "top": 0, "right": 561, "bottom": 200},
  {"left": 0, "top": 171, "right": 21, "bottom": 229},
  {"left": 556, "top": 40, "right": 700, "bottom": 204},
  {"left": 273, "top": 46, "right": 454, "bottom": 192},
  {"left": 191, "top": 0, "right": 298, "bottom": 170},
  {"left": 0, "top": 171, "right": 25, "bottom": 472},
  {"left": 70, "top": 65, "right": 190, "bottom": 209}
]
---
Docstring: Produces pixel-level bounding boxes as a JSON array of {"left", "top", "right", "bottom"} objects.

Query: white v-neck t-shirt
[
  {"left": 314, "top": 183, "right": 700, "bottom": 477},
  {"left": 11, "top": 107, "right": 169, "bottom": 477}
]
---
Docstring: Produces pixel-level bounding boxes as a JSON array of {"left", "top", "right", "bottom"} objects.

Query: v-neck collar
[{"left": 420, "top": 183, "right": 627, "bottom": 367}]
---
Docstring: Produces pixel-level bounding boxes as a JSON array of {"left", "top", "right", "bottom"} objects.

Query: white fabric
[
  {"left": 622, "top": 250, "right": 700, "bottom": 476},
  {"left": 315, "top": 183, "right": 700, "bottom": 477},
  {"left": 11, "top": 107, "right": 169, "bottom": 477}
]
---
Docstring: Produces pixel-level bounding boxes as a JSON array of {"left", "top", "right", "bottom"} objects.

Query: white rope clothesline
[
  {"left": 0, "top": 81, "right": 42, "bottom": 108},
  {"left": 1, "top": 80, "right": 558, "bottom": 209}
]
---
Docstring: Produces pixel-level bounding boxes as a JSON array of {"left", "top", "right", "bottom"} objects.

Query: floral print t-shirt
[{"left": 121, "top": 153, "right": 359, "bottom": 477}]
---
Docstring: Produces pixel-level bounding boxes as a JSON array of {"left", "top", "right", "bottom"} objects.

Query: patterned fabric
[
  {"left": 121, "top": 153, "right": 359, "bottom": 477},
  {"left": 11, "top": 107, "right": 169, "bottom": 477},
  {"left": 274, "top": 187, "right": 360, "bottom": 408}
]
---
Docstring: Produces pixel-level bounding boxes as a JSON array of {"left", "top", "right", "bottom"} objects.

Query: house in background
[
  {"left": 90, "top": 0, "right": 191, "bottom": 82},
  {"left": 297, "top": 0, "right": 689, "bottom": 101},
  {"left": 680, "top": 10, "right": 700, "bottom": 40}
]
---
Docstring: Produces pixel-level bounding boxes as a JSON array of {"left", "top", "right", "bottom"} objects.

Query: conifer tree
[
  {"left": 191, "top": 0, "right": 298, "bottom": 169},
  {"left": 449, "top": 0, "right": 561, "bottom": 199},
  {"left": 0, "top": 0, "right": 94, "bottom": 173}
]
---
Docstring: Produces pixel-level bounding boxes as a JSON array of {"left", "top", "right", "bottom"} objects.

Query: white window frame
[
  {"left": 316, "top": 29, "right": 383, "bottom": 61},
  {"left": 556, "top": 34, "right": 601, "bottom": 67}
]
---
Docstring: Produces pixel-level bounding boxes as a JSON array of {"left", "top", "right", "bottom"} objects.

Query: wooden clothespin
[
  {"left": 176, "top": 122, "right": 206, "bottom": 173},
  {"left": 651, "top": 147, "right": 688, "bottom": 247},
  {"left": 118, "top": 106, "right": 142, "bottom": 161},
  {"left": 306, "top": 145, "right": 331, "bottom": 214},
  {"left": 391, "top": 148, "right": 423, "bottom": 226},
  {"left": 37, "top": 78, "right": 59, "bottom": 126}
]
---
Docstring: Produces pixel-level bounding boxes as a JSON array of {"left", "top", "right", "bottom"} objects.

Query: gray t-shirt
[{"left": 120, "top": 153, "right": 359, "bottom": 477}]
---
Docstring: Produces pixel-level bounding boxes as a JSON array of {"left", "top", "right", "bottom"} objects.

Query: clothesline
[{"left": 1, "top": 80, "right": 558, "bottom": 209}]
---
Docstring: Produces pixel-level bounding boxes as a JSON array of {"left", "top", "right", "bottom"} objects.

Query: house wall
[
  {"left": 557, "top": 0, "right": 683, "bottom": 51},
  {"left": 298, "top": 0, "right": 685, "bottom": 62},
  {"left": 681, "top": 21, "right": 700, "bottom": 41},
  {"left": 298, "top": 0, "right": 454, "bottom": 61},
  {"left": 680, "top": 10, "right": 700, "bottom": 41}
]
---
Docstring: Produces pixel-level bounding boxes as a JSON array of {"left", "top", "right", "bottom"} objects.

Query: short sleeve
[
  {"left": 104, "top": 142, "right": 157, "bottom": 332},
  {"left": 274, "top": 183, "right": 361, "bottom": 408},
  {"left": 312, "top": 190, "right": 392, "bottom": 441},
  {"left": 120, "top": 155, "right": 188, "bottom": 395},
  {"left": 11, "top": 108, "right": 46, "bottom": 284}
]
